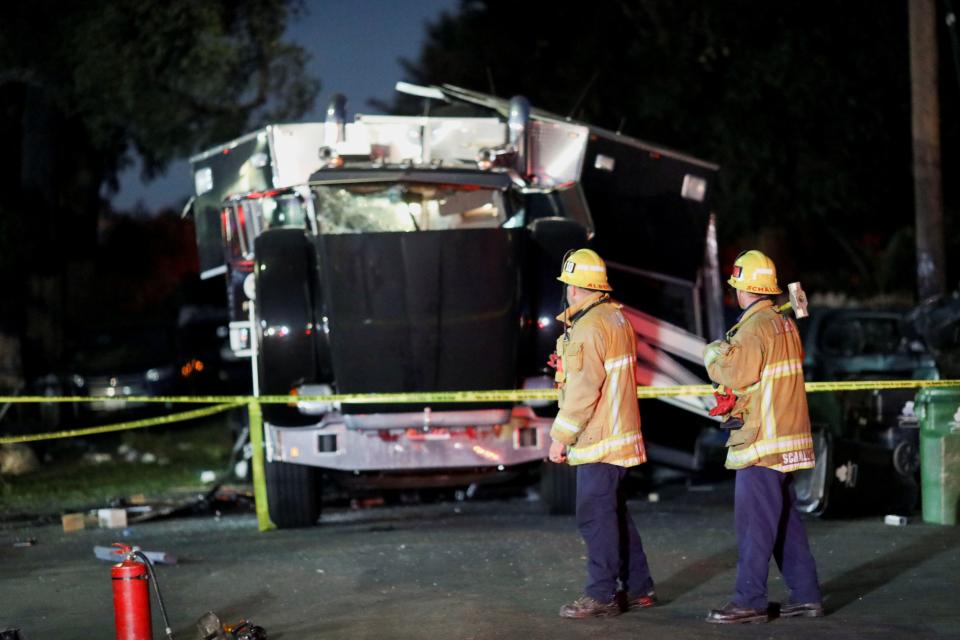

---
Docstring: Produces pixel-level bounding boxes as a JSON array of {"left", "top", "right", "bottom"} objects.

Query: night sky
[{"left": 111, "top": 0, "right": 459, "bottom": 212}]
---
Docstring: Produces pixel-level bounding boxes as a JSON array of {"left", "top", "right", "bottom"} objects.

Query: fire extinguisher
[{"left": 112, "top": 543, "right": 174, "bottom": 640}]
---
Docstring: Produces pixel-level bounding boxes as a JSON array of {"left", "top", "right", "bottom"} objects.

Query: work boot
[
  {"left": 558, "top": 595, "right": 621, "bottom": 619},
  {"left": 705, "top": 603, "right": 770, "bottom": 624},
  {"left": 778, "top": 601, "right": 824, "bottom": 618},
  {"left": 618, "top": 589, "right": 657, "bottom": 612}
]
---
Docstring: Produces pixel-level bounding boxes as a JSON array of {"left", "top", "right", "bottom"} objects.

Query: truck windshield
[{"left": 312, "top": 183, "right": 511, "bottom": 233}]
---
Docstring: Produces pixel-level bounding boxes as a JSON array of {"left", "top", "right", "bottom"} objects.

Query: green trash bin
[{"left": 916, "top": 387, "right": 960, "bottom": 525}]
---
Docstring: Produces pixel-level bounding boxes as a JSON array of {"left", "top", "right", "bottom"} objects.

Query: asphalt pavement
[{"left": 2, "top": 480, "right": 958, "bottom": 639}]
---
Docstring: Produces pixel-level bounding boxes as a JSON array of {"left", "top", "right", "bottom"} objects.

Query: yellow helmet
[
  {"left": 728, "top": 250, "right": 782, "bottom": 295},
  {"left": 557, "top": 248, "right": 612, "bottom": 292}
]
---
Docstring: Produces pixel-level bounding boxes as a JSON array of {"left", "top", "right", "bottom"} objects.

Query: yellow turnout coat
[
  {"left": 549, "top": 292, "right": 646, "bottom": 467},
  {"left": 704, "top": 299, "right": 815, "bottom": 472}
]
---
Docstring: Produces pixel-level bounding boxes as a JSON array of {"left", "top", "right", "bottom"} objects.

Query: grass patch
[{"left": 0, "top": 415, "right": 236, "bottom": 518}]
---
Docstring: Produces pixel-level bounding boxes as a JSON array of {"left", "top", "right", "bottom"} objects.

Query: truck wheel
[
  {"left": 265, "top": 460, "right": 321, "bottom": 528},
  {"left": 540, "top": 462, "right": 577, "bottom": 515}
]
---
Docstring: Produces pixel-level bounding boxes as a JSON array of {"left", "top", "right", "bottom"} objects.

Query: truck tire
[
  {"left": 540, "top": 462, "right": 577, "bottom": 515},
  {"left": 265, "top": 460, "right": 321, "bottom": 528}
]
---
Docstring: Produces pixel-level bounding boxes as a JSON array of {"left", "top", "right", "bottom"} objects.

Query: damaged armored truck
[{"left": 187, "top": 83, "right": 724, "bottom": 527}]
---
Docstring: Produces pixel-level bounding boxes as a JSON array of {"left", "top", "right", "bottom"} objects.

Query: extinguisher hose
[{"left": 132, "top": 549, "right": 175, "bottom": 639}]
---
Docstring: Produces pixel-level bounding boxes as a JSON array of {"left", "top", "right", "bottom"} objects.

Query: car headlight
[
  {"left": 146, "top": 366, "right": 174, "bottom": 382},
  {"left": 72, "top": 374, "right": 85, "bottom": 388}
]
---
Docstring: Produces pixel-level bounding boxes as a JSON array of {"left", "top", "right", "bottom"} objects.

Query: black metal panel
[
  {"left": 308, "top": 167, "right": 514, "bottom": 190},
  {"left": 317, "top": 229, "right": 522, "bottom": 410},
  {"left": 519, "top": 217, "right": 590, "bottom": 378},
  {"left": 580, "top": 134, "right": 717, "bottom": 282}
]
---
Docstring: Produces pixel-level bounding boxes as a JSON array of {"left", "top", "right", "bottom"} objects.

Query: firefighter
[
  {"left": 703, "top": 250, "right": 823, "bottom": 624},
  {"left": 548, "top": 248, "right": 655, "bottom": 619}
]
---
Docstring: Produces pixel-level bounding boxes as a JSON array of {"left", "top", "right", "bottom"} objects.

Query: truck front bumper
[{"left": 264, "top": 407, "right": 552, "bottom": 471}]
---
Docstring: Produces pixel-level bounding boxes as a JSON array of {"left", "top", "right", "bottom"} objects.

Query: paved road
[{"left": 2, "top": 481, "right": 958, "bottom": 639}]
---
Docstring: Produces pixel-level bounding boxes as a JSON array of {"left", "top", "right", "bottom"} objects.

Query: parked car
[
  {"left": 906, "top": 290, "right": 960, "bottom": 378},
  {"left": 34, "top": 326, "right": 182, "bottom": 427},
  {"left": 794, "top": 308, "right": 938, "bottom": 516}
]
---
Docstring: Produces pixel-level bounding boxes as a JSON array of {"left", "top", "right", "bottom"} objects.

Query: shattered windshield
[{"left": 311, "top": 183, "right": 512, "bottom": 233}]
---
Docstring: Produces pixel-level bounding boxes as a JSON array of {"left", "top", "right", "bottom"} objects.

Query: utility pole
[{"left": 910, "top": 0, "right": 946, "bottom": 301}]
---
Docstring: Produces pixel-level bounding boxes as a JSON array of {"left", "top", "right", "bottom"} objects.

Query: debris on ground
[
  {"left": 117, "top": 444, "right": 139, "bottom": 463},
  {"left": 0, "top": 444, "right": 38, "bottom": 476},
  {"left": 97, "top": 508, "right": 127, "bottom": 529},
  {"left": 82, "top": 452, "right": 113, "bottom": 465},
  {"left": 196, "top": 611, "right": 267, "bottom": 640},
  {"left": 61, "top": 513, "right": 85, "bottom": 533}
]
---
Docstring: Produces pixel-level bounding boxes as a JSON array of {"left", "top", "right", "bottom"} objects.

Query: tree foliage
[
  {"left": 1, "top": 0, "right": 317, "bottom": 192},
  {"left": 0, "top": 0, "right": 318, "bottom": 367},
  {"left": 396, "top": 0, "right": 958, "bottom": 296}
]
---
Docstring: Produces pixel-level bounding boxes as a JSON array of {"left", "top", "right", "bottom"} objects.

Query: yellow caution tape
[
  {"left": 1, "top": 379, "right": 957, "bottom": 445},
  {"left": 1, "top": 379, "right": 958, "bottom": 408},
  {"left": 3, "top": 378, "right": 958, "bottom": 534},
  {"left": 0, "top": 395, "right": 251, "bottom": 404},
  {"left": 805, "top": 379, "right": 960, "bottom": 393},
  {"left": 0, "top": 402, "right": 243, "bottom": 444}
]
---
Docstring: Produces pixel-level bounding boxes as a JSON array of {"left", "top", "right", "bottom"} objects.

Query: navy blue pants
[
  {"left": 576, "top": 463, "right": 654, "bottom": 602},
  {"left": 734, "top": 466, "right": 822, "bottom": 609}
]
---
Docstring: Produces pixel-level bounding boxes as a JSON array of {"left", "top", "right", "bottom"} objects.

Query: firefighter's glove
[
  {"left": 709, "top": 387, "right": 737, "bottom": 417},
  {"left": 547, "top": 352, "right": 561, "bottom": 371},
  {"left": 703, "top": 340, "right": 731, "bottom": 369}
]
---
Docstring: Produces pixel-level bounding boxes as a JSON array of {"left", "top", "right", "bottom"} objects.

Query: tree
[
  {"left": 394, "top": 0, "right": 958, "bottom": 297},
  {"left": 0, "top": 0, "right": 319, "bottom": 372}
]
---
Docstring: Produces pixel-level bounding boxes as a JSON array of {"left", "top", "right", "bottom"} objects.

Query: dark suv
[{"left": 794, "top": 309, "right": 938, "bottom": 516}]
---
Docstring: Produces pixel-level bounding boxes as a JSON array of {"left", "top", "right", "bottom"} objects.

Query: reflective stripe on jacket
[
  {"left": 549, "top": 292, "right": 646, "bottom": 467},
  {"left": 704, "top": 299, "right": 815, "bottom": 472}
]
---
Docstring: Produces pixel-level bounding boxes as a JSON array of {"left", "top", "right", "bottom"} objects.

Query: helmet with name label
[
  {"left": 557, "top": 248, "right": 612, "bottom": 292},
  {"left": 728, "top": 250, "right": 781, "bottom": 295}
]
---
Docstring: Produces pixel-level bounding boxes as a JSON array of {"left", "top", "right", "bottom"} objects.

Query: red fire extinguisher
[{"left": 112, "top": 543, "right": 153, "bottom": 640}]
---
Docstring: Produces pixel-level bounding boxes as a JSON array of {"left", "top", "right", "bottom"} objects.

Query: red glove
[
  {"left": 547, "top": 352, "right": 562, "bottom": 371},
  {"left": 709, "top": 388, "right": 737, "bottom": 417}
]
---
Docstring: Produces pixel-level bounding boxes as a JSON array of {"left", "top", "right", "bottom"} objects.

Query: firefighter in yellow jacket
[
  {"left": 548, "top": 249, "right": 655, "bottom": 619},
  {"left": 703, "top": 250, "right": 823, "bottom": 624}
]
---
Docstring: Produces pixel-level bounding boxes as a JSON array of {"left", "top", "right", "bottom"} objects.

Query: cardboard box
[
  {"left": 61, "top": 513, "right": 85, "bottom": 533},
  {"left": 97, "top": 508, "right": 128, "bottom": 529}
]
